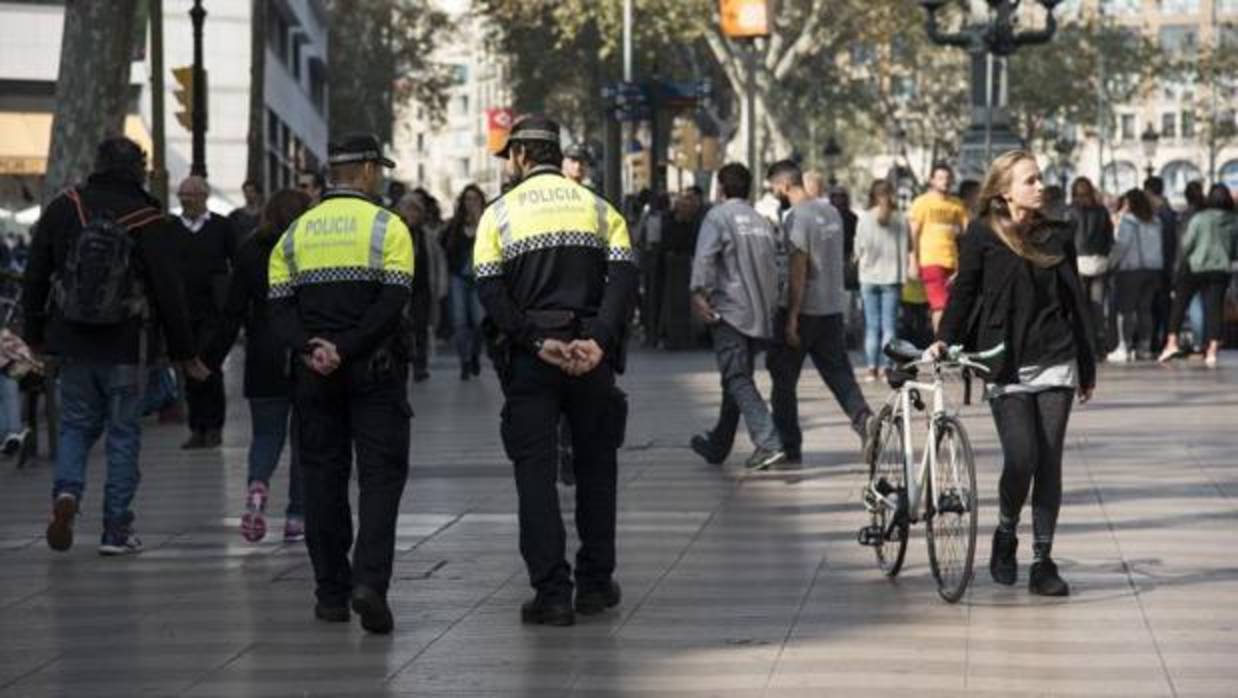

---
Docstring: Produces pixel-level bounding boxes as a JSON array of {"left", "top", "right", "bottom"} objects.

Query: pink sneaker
[
  {"left": 240, "top": 482, "right": 269, "bottom": 543},
  {"left": 283, "top": 516, "right": 305, "bottom": 543}
]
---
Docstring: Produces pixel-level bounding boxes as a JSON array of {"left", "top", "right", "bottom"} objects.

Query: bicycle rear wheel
[
  {"left": 865, "top": 405, "right": 909, "bottom": 577},
  {"left": 926, "top": 415, "right": 978, "bottom": 603}
]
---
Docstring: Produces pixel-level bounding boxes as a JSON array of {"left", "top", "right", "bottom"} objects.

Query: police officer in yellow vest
[
  {"left": 268, "top": 133, "right": 413, "bottom": 635},
  {"left": 475, "top": 115, "right": 638, "bottom": 626}
]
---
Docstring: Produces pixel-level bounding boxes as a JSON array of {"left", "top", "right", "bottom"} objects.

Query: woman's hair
[
  {"left": 1123, "top": 188, "right": 1154, "bottom": 222},
  {"left": 1070, "top": 176, "right": 1097, "bottom": 207},
  {"left": 976, "top": 150, "right": 1062, "bottom": 268},
  {"left": 256, "top": 189, "right": 311, "bottom": 243},
  {"left": 1205, "top": 183, "right": 1234, "bottom": 212},
  {"left": 411, "top": 187, "right": 442, "bottom": 224},
  {"left": 444, "top": 183, "right": 486, "bottom": 243},
  {"left": 1184, "top": 180, "right": 1206, "bottom": 210},
  {"left": 397, "top": 192, "right": 426, "bottom": 223},
  {"left": 867, "top": 179, "right": 895, "bottom": 225}
]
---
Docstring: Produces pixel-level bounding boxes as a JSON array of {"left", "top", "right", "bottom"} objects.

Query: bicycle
[{"left": 857, "top": 339, "right": 1004, "bottom": 603}]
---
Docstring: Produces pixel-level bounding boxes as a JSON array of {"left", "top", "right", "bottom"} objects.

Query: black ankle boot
[
  {"left": 1029, "top": 557, "right": 1070, "bottom": 597},
  {"left": 990, "top": 528, "right": 1018, "bottom": 586}
]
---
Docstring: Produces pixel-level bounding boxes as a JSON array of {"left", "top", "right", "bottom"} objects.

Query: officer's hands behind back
[{"left": 537, "top": 338, "right": 604, "bottom": 376}]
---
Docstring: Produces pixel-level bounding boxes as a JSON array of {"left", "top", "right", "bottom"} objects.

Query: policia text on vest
[{"left": 474, "top": 161, "right": 639, "bottom": 625}]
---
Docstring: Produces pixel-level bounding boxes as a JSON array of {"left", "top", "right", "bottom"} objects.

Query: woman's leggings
[{"left": 989, "top": 387, "right": 1074, "bottom": 559}]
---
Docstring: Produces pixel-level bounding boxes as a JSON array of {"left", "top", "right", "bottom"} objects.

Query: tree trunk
[
  {"left": 45, "top": 0, "right": 139, "bottom": 203},
  {"left": 245, "top": 0, "right": 266, "bottom": 188}
]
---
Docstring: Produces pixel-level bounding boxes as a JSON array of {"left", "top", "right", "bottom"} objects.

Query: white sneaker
[{"left": 1107, "top": 348, "right": 1130, "bottom": 363}]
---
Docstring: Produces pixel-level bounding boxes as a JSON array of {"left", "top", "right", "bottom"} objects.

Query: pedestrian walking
[
  {"left": 396, "top": 193, "right": 437, "bottom": 382},
  {"left": 934, "top": 150, "right": 1097, "bottom": 597},
  {"left": 855, "top": 179, "right": 909, "bottom": 381},
  {"left": 268, "top": 133, "right": 415, "bottom": 634},
  {"left": 1067, "top": 177, "right": 1115, "bottom": 355},
  {"left": 1158, "top": 184, "right": 1237, "bottom": 367},
  {"left": 296, "top": 169, "right": 325, "bottom": 205},
  {"left": 1144, "top": 176, "right": 1179, "bottom": 350},
  {"left": 1108, "top": 189, "right": 1165, "bottom": 362},
  {"left": 25, "top": 136, "right": 206, "bottom": 555},
  {"left": 227, "top": 179, "right": 264, "bottom": 247},
  {"left": 473, "top": 115, "right": 637, "bottom": 626},
  {"left": 204, "top": 189, "right": 311, "bottom": 544},
  {"left": 173, "top": 176, "right": 236, "bottom": 449},
  {"left": 688, "top": 163, "right": 786, "bottom": 470},
  {"left": 443, "top": 185, "right": 487, "bottom": 380},
  {"left": 909, "top": 163, "right": 968, "bottom": 331},
  {"left": 764, "top": 160, "right": 876, "bottom": 465}
]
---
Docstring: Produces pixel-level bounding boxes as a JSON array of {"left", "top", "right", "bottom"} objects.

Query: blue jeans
[
  {"left": 862, "top": 284, "right": 902, "bottom": 369},
  {"left": 0, "top": 376, "right": 21, "bottom": 435},
  {"left": 53, "top": 362, "right": 142, "bottom": 526},
  {"left": 248, "top": 397, "right": 304, "bottom": 517},
  {"left": 449, "top": 273, "right": 484, "bottom": 366}
]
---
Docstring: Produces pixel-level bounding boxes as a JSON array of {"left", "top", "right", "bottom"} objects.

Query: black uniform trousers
[
  {"left": 186, "top": 316, "right": 226, "bottom": 432},
  {"left": 293, "top": 354, "right": 411, "bottom": 607},
  {"left": 501, "top": 350, "right": 623, "bottom": 604}
]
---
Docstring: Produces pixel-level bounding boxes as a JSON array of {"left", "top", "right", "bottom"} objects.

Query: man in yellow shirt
[{"left": 908, "top": 163, "right": 968, "bottom": 331}]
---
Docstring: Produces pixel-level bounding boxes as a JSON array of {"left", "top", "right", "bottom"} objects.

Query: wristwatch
[{"left": 532, "top": 337, "right": 545, "bottom": 353}]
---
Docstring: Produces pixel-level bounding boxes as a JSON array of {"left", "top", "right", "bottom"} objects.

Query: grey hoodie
[
  {"left": 691, "top": 198, "right": 781, "bottom": 339},
  {"left": 1111, "top": 213, "right": 1164, "bottom": 272}
]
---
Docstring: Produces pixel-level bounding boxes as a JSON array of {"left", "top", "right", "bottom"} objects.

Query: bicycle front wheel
[
  {"left": 925, "top": 415, "right": 978, "bottom": 603},
  {"left": 867, "top": 405, "right": 909, "bottom": 577}
]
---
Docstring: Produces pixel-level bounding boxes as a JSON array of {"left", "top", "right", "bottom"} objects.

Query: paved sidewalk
[{"left": 0, "top": 349, "right": 1235, "bottom": 697}]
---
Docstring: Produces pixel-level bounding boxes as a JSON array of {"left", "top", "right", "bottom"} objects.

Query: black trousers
[
  {"left": 1168, "top": 271, "right": 1230, "bottom": 345},
  {"left": 766, "top": 312, "right": 872, "bottom": 456},
  {"left": 185, "top": 318, "right": 225, "bottom": 431},
  {"left": 1114, "top": 270, "right": 1160, "bottom": 353},
  {"left": 501, "top": 350, "right": 623, "bottom": 603},
  {"left": 409, "top": 291, "right": 432, "bottom": 375},
  {"left": 989, "top": 388, "right": 1073, "bottom": 554},
  {"left": 293, "top": 356, "right": 411, "bottom": 606}
]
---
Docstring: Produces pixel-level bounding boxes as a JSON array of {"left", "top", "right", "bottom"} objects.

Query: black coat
[
  {"left": 173, "top": 213, "right": 235, "bottom": 326},
  {"left": 202, "top": 233, "right": 290, "bottom": 399},
  {"left": 937, "top": 220, "right": 1097, "bottom": 390},
  {"left": 23, "top": 173, "right": 196, "bottom": 364}
]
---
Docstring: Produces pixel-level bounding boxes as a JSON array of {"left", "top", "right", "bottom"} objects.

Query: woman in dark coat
[
  {"left": 932, "top": 150, "right": 1097, "bottom": 597},
  {"left": 204, "top": 189, "right": 312, "bottom": 543}
]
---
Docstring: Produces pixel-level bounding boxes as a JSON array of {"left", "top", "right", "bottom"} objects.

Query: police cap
[
  {"left": 328, "top": 133, "right": 396, "bottom": 168},
  {"left": 563, "top": 142, "right": 593, "bottom": 165},
  {"left": 496, "top": 114, "right": 561, "bottom": 159}
]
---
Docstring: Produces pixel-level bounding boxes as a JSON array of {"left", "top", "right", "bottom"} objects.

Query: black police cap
[
  {"left": 496, "top": 114, "right": 561, "bottom": 159},
  {"left": 328, "top": 133, "right": 396, "bottom": 168}
]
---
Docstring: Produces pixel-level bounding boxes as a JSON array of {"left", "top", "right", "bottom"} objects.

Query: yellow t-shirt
[{"left": 909, "top": 191, "right": 967, "bottom": 269}]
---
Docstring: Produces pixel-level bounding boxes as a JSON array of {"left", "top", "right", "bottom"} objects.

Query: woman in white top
[{"left": 854, "top": 180, "right": 909, "bottom": 380}]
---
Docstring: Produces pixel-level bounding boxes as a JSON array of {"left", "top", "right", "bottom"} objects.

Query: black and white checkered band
[{"left": 268, "top": 266, "right": 412, "bottom": 298}]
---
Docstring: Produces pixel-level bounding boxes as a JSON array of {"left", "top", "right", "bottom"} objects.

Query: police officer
[
  {"left": 562, "top": 142, "right": 593, "bottom": 187},
  {"left": 268, "top": 134, "right": 414, "bottom": 635},
  {"left": 475, "top": 115, "right": 638, "bottom": 626}
]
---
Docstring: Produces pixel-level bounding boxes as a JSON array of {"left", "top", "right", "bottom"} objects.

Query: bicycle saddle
[{"left": 883, "top": 339, "right": 923, "bottom": 364}]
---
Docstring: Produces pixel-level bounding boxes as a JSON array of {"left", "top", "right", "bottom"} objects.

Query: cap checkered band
[
  {"left": 509, "top": 128, "right": 560, "bottom": 145},
  {"left": 328, "top": 151, "right": 384, "bottom": 165}
]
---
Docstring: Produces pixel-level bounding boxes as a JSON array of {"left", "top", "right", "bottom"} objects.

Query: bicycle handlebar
[{"left": 899, "top": 343, "right": 1006, "bottom": 376}]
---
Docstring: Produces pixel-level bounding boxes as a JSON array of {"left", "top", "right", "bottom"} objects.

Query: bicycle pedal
[
  {"left": 937, "top": 492, "right": 966, "bottom": 515},
  {"left": 857, "top": 525, "right": 884, "bottom": 547}
]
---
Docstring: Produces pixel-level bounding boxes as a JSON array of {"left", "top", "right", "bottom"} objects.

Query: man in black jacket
[
  {"left": 25, "top": 137, "right": 207, "bottom": 555},
  {"left": 174, "top": 175, "right": 236, "bottom": 449}
]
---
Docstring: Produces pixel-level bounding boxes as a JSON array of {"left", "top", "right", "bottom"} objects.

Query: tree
[
  {"left": 327, "top": 0, "right": 456, "bottom": 144},
  {"left": 245, "top": 0, "right": 265, "bottom": 187},
  {"left": 45, "top": 0, "right": 140, "bottom": 202},
  {"left": 1167, "top": 35, "right": 1238, "bottom": 182}
]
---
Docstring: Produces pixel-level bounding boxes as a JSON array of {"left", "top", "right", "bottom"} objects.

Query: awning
[{"left": 0, "top": 112, "right": 153, "bottom": 176}]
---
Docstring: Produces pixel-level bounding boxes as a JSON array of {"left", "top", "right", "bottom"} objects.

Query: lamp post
[
  {"left": 1140, "top": 124, "right": 1160, "bottom": 180},
  {"left": 919, "top": 0, "right": 1062, "bottom": 179},
  {"left": 823, "top": 136, "right": 842, "bottom": 186},
  {"left": 189, "top": 0, "right": 207, "bottom": 178},
  {"left": 1054, "top": 129, "right": 1076, "bottom": 190}
]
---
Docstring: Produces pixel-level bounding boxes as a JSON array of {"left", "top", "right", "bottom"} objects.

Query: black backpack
[{"left": 52, "top": 188, "right": 161, "bottom": 326}]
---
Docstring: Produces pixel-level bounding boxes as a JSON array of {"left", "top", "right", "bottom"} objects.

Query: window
[
  {"left": 1218, "top": 0, "right": 1238, "bottom": 12},
  {"left": 456, "top": 158, "right": 470, "bottom": 178},
  {"left": 1159, "top": 0, "right": 1199, "bottom": 13},
  {"left": 1159, "top": 25, "right": 1198, "bottom": 56},
  {"left": 416, "top": 133, "right": 425, "bottom": 153},
  {"left": 1181, "top": 110, "right": 1195, "bottom": 138},
  {"left": 1102, "top": 0, "right": 1140, "bottom": 14},
  {"left": 291, "top": 39, "right": 302, "bottom": 81},
  {"left": 1121, "top": 114, "right": 1135, "bottom": 140},
  {"left": 417, "top": 164, "right": 426, "bottom": 184},
  {"left": 456, "top": 96, "right": 470, "bottom": 116},
  {"left": 1162, "top": 113, "right": 1177, "bottom": 138}
]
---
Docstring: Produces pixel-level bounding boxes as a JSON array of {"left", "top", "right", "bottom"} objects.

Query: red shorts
[{"left": 920, "top": 265, "right": 954, "bottom": 311}]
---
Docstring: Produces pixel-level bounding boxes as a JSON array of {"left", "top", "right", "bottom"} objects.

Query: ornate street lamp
[
  {"left": 823, "top": 135, "right": 842, "bottom": 186},
  {"left": 1140, "top": 124, "right": 1160, "bottom": 179},
  {"left": 919, "top": 0, "right": 1063, "bottom": 178},
  {"left": 1054, "top": 129, "right": 1076, "bottom": 190}
]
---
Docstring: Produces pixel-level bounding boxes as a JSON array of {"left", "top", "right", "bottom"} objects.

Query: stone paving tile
[{"left": 0, "top": 350, "right": 1235, "bottom": 696}]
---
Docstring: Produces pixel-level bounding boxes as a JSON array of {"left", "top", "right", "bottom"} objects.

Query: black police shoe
[
  {"left": 1028, "top": 558, "right": 1070, "bottom": 597},
  {"left": 690, "top": 434, "right": 725, "bottom": 465},
  {"left": 350, "top": 585, "right": 394, "bottom": 634},
  {"left": 521, "top": 595, "right": 575, "bottom": 626},
  {"left": 990, "top": 528, "right": 1018, "bottom": 586},
  {"left": 314, "top": 603, "right": 350, "bottom": 623},
  {"left": 575, "top": 580, "right": 622, "bottom": 616}
]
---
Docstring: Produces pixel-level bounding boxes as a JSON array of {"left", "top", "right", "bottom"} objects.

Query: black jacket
[
  {"left": 1068, "top": 203, "right": 1114, "bottom": 258},
  {"left": 173, "top": 213, "right": 235, "bottom": 327},
  {"left": 937, "top": 220, "right": 1096, "bottom": 389},
  {"left": 23, "top": 173, "right": 195, "bottom": 364},
  {"left": 202, "top": 233, "right": 290, "bottom": 399}
]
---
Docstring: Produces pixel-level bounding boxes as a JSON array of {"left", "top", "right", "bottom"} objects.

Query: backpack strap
[
  {"left": 64, "top": 188, "right": 88, "bottom": 227},
  {"left": 118, "top": 207, "right": 164, "bottom": 231}
]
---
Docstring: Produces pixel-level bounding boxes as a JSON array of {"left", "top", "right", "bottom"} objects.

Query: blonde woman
[{"left": 931, "top": 150, "right": 1096, "bottom": 597}]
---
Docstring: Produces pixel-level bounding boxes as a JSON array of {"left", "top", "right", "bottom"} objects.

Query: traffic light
[
  {"left": 171, "top": 66, "right": 207, "bottom": 132},
  {"left": 699, "top": 136, "right": 722, "bottom": 171},
  {"left": 670, "top": 118, "right": 701, "bottom": 171}
]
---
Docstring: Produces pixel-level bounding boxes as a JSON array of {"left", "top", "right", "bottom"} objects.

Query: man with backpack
[{"left": 24, "top": 137, "right": 206, "bottom": 555}]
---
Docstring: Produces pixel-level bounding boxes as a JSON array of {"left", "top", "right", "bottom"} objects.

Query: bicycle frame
[{"left": 886, "top": 368, "right": 950, "bottom": 526}]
